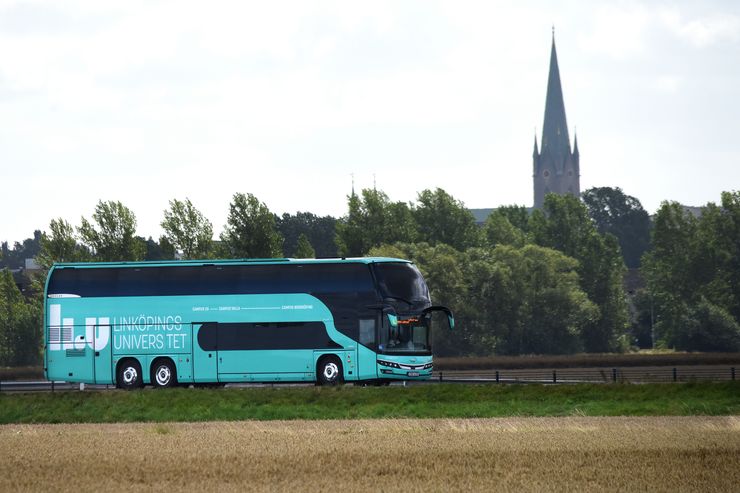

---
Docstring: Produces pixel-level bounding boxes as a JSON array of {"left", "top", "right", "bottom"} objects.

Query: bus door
[
  {"left": 192, "top": 322, "right": 218, "bottom": 383},
  {"left": 91, "top": 319, "right": 112, "bottom": 384},
  {"left": 356, "top": 315, "right": 379, "bottom": 379}
]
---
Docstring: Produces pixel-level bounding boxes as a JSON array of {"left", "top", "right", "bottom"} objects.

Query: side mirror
[
  {"left": 420, "top": 306, "right": 454, "bottom": 331},
  {"left": 383, "top": 307, "right": 398, "bottom": 328}
]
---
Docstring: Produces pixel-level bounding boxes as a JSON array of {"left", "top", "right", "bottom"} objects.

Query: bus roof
[{"left": 49, "top": 257, "right": 411, "bottom": 270}]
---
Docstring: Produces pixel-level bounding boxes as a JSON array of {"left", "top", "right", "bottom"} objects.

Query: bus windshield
[
  {"left": 379, "top": 316, "right": 430, "bottom": 353},
  {"left": 373, "top": 263, "right": 430, "bottom": 307}
]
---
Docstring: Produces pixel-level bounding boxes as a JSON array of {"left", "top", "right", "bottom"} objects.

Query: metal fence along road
[
  {"left": 0, "top": 365, "right": 736, "bottom": 392},
  {"left": 431, "top": 365, "right": 738, "bottom": 384}
]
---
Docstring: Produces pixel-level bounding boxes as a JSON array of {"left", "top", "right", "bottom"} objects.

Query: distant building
[{"left": 532, "top": 31, "right": 580, "bottom": 209}]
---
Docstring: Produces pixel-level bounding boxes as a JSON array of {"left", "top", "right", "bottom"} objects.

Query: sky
[{"left": 1, "top": 0, "right": 739, "bottom": 245}]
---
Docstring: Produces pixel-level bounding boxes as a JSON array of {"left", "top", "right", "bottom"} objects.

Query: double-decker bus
[{"left": 43, "top": 257, "right": 453, "bottom": 389}]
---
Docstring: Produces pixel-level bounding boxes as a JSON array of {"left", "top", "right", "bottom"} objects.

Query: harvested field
[{"left": 1, "top": 417, "right": 738, "bottom": 492}]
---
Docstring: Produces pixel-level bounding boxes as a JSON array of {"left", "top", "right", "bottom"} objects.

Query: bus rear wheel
[
  {"left": 317, "top": 357, "right": 343, "bottom": 386},
  {"left": 117, "top": 359, "right": 143, "bottom": 390},
  {"left": 151, "top": 359, "right": 177, "bottom": 388}
]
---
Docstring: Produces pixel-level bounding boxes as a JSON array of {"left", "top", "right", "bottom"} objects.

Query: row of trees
[
  {"left": 355, "top": 190, "right": 629, "bottom": 356},
  {"left": 641, "top": 192, "right": 740, "bottom": 351},
  {"left": 32, "top": 194, "right": 339, "bottom": 266},
  {"left": 1, "top": 186, "right": 738, "bottom": 363}
]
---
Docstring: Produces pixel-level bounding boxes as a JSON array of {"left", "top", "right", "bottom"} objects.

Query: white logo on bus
[{"left": 48, "top": 304, "right": 110, "bottom": 351}]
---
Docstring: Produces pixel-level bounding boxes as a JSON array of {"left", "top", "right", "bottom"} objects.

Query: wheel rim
[
  {"left": 323, "top": 362, "right": 339, "bottom": 381},
  {"left": 155, "top": 365, "right": 171, "bottom": 386},
  {"left": 122, "top": 366, "right": 138, "bottom": 385}
]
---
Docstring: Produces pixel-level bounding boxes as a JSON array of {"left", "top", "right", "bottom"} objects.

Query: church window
[{"left": 543, "top": 170, "right": 550, "bottom": 178}]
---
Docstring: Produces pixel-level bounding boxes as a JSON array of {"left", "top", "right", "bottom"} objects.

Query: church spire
[
  {"left": 573, "top": 132, "right": 579, "bottom": 157},
  {"left": 532, "top": 29, "right": 580, "bottom": 209},
  {"left": 541, "top": 30, "right": 571, "bottom": 158}
]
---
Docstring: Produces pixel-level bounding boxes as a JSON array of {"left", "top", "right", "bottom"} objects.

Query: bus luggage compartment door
[{"left": 192, "top": 323, "right": 218, "bottom": 383}]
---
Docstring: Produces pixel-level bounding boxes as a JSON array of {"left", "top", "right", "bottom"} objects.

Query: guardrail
[
  {"left": 0, "top": 381, "right": 114, "bottom": 392},
  {"left": 0, "top": 366, "right": 736, "bottom": 392},
  {"left": 432, "top": 366, "right": 738, "bottom": 384}
]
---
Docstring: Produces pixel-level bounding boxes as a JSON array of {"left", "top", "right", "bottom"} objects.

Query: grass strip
[{"left": 1, "top": 382, "right": 738, "bottom": 424}]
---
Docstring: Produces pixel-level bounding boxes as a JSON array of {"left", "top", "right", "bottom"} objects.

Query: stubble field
[{"left": 1, "top": 416, "right": 738, "bottom": 492}]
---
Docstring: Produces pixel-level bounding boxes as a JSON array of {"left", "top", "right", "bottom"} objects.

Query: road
[{"left": 1, "top": 365, "right": 735, "bottom": 392}]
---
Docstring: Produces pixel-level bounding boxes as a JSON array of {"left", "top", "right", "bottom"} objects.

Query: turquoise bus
[{"left": 43, "top": 258, "right": 453, "bottom": 389}]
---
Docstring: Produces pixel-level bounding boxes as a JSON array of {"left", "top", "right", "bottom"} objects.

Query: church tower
[{"left": 533, "top": 31, "right": 580, "bottom": 208}]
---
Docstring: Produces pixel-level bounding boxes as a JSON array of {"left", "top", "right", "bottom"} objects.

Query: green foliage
[
  {"left": 371, "top": 242, "right": 598, "bottom": 356},
  {"left": 530, "top": 194, "right": 629, "bottom": 353},
  {"left": 294, "top": 234, "right": 316, "bottom": 258},
  {"left": 482, "top": 210, "right": 526, "bottom": 248},
  {"left": 161, "top": 198, "right": 214, "bottom": 259},
  {"left": 0, "top": 383, "right": 737, "bottom": 423},
  {"left": 78, "top": 200, "right": 145, "bottom": 261},
  {"left": 220, "top": 193, "right": 283, "bottom": 258},
  {"left": 412, "top": 188, "right": 480, "bottom": 250},
  {"left": 335, "top": 189, "right": 416, "bottom": 257},
  {"left": 277, "top": 212, "right": 337, "bottom": 257},
  {"left": 37, "top": 218, "right": 91, "bottom": 268},
  {"left": 0, "top": 269, "right": 41, "bottom": 366},
  {"left": 495, "top": 205, "right": 531, "bottom": 233},
  {"left": 643, "top": 194, "right": 740, "bottom": 351},
  {"left": 582, "top": 187, "right": 652, "bottom": 268},
  {"left": 143, "top": 236, "right": 175, "bottom": 261},
  {"left": 479, "top": 245, "right": 598, "bottom": 355}
]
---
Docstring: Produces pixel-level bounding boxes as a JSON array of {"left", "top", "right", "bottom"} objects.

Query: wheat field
[{"left": 1, "top": 417, "right": 738, "bottom": 492}]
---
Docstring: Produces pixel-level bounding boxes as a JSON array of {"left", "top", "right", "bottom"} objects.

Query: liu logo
[{"left": 48, "top": 304, "right": 110, "bottom": 351}]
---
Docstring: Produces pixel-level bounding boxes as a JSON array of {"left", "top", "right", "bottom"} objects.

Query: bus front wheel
[
  {"left": 117, "top": 359, "right": 143, "bottom": 390},
  {"left": 151, "top": 359, "right": 177, "bottom": 388},
  {"left": 317, "top": 357, "right": 343, "bottom": 386}
]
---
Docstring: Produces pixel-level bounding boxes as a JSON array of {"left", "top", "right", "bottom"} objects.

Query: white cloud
[{"left": 660, "top": 10, "right": 740, "bottom": 48}]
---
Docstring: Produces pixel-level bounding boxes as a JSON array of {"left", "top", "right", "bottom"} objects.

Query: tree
[
  {"left": 161, "top": 198, "right": 214, "bottom": 259},
  {"left": 277, "top": 212, "right": 337, "bottom": 257},
  {"left": 641, "top": 201, "right": 698, "bottom": 348},
  {"left": 220, "top": 193, "right": 283, "bottom": 258},
  {"left": 530, "top": 194, "right": 629, "bottom": 352},
  {"left": 642, "top": 194, "right": 740, "bottom": 351},
  {"left": 294, "top": 234, "right": 316, "bottom": 258},
  {"left": 335, "top": 189, "right": 416, "bottom": 257},
  {"left": 482, "top": 210, "right": 526, "bottom": 248},
  {"left": 142, "top": 236, "right": 176, "bottom": 261},
  {"left": 78, "top": 200, "right": 144, "bottom": 261},
  {"left": 0, "top": 269, "right": 41, "bottom": 366},
  {"left": 412, "top": 188, "right": 480, "bottom": 250},
  {"left": 495, "top": 205, "right": 531, "bottom": 233},
  {"left": 369, "top": 241, "right": 598, "bottom": 356},
  {"left": 476, "top": 244, "right": 598, "bottom": 355},
  {"left": 582, "top": 187, "right": 651, "bottom": 268},
  {"left": 37, "top": 219, "right": 90, "bottom": 269}
]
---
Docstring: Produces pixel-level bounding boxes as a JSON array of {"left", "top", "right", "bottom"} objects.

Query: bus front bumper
[{"left": 377, "top": 359, "right": 433, "bottom": 379}]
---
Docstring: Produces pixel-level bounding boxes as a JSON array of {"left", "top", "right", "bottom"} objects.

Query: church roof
[{"left": 541, "top": 33, "right": 571, "bottom": 159}]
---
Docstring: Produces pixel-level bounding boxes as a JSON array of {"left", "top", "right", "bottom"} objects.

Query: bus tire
[
  {"left": 117, "top": 359, "right": 143, "bottom": 390},
  {"left": 317, "top": 356, "right": 343, "bottom": 386},
  {"left": 151, "top": 359, "right": 177, "bottom": 388}
]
